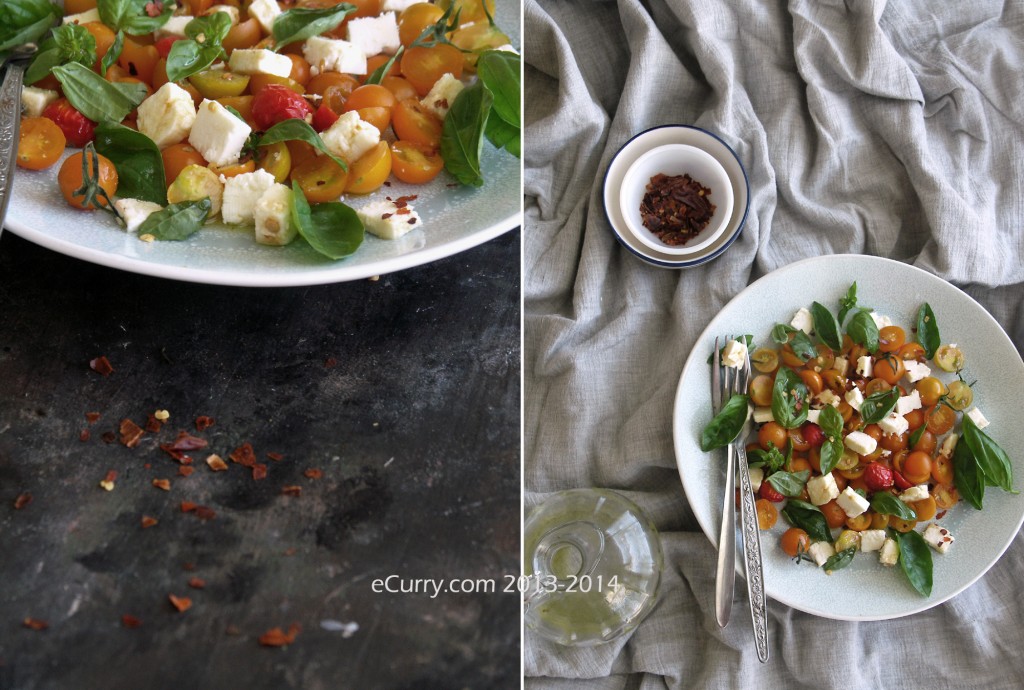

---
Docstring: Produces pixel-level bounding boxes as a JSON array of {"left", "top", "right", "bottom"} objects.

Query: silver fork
[
  {"left": 711, "top": 335, "right": 741, "bottom": 627},
  {"left": 0, "top": 44, "right": 39, "bottom": 234}
]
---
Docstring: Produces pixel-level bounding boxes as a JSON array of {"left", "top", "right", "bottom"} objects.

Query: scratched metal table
[{"left": 0, "top": 229, "right": 520, "bottom": 690}]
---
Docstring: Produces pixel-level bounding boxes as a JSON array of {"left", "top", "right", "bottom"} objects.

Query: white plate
[
  {"left": 602, "top": 125, "right": 749, "bottom": 268},
  {"left": 3, "top": 6, "right": 521, "bottom": 287},
  {"left": 673, "top": 255, "right": 1024, "bottom": 620}
]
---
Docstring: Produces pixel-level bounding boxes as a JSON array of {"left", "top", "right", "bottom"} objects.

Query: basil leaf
[
  {"left": 53, "top": 23, "right": 97, "bottom": 68},
  {"left": 0, "top": 0, "right": 58, "bottom": 53},
  {"left": 98, "top": 0, "right": 173, "bottom": 35},
  {"left": 952, "top": 433, "right": 984, "bottom": 510},
  {"left": 770, "top": 323, "right": 795, "bottom": 344},
  {"left": 823, "top": 547, "right": 856, "bottom": 572},
  {"left": 441, "top": 79, "right": 493, "bottom": 187},
  {"left": 165, "top": 39, "right": 223, "bottom": 83},
  {"left": 747, "top": 443, "right": 785, "bottom": 474},
  {"left": 53, "top": 62, "right": 147, "bottom": 123},
  {"left": 781, "top": 501, "right": 831, "bottom": 542},
  {"left": 817, "top": 405, "right": 845, "bottom": 475},
  {"left": 259, "top": 119, "right": 347, "bottom": 170},
  {"left": 870, "top": 492, "right": 916, "bottom": 521},
  {"left": 837, "top": 282, "right": 858, "bottom": 325},
  {"left": 766, "top": 469, "right": 810, "bottom": 498},
  {"left": 138, "top": 198, "right": 211, "bottom": 241},
  {"left": 893, "top": 529, "right": 933, "bottom": 597},
  {"left": 94, "top": 122, "right": 167, "bottom": 204},
  {"left": 700, "top": 393, "right": 749, "bottom": 452},
  {"left": 186, "top": 11, "right": 232, "bottom": 44},
  {"left": 271, "top": 4, "right": 356, "bottom": 50},
  {"left": 962, "top": 415, "right": 1015, "bottom": 493},
  {"left": 770, "top": 323, "right": 815, "bottom": 360},
  {"left": 860, "top": 387, "right": 900, "bottom": 425},
  {"left": 810, "top": 301, "right": 842, "bottom": 351},
  {"left": 365, "top": 45, "right": 403, "bottom": 85},
  {"left": 477, "top": 49, "right": 520, "bottom": 128},
  {"left": 847, "top": 310, "right": 880, "bottom": 353},
  {"left": 916, "top": 303, "right": 940, "bottom": 359},
  {"left": 289, "top": 182, "right": 364, "bottom": 260},
  {"left": 100, "top": 29, "right": 124, "bottom": 76},
  {"left": 24, "top": 40, "right": 61, "bottom": 86},
  {"left": 485, "top": 114, "right": 520, "bottom": 158},
  {"left": 771, "top": 367, "right": 809, "bottom": 430}
]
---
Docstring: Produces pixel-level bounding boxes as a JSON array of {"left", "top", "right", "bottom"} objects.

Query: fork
[{"left": 0, "top": 44, "right": 39, "bottom": 234}]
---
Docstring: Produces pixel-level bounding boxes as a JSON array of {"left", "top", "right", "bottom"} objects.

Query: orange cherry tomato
[
  {"left": 925, "top": 405, "right": 956, "bottom": 435},
  {"left": 932, "top": 454, "right": 954, "bottom": 484},
  {"left": 912, "top": 429, "right": 937, "bottom": 455},
  {"left": 863, "top": 378, "right": 892, "bottom": 396},
  {"left": 17, "top": 117, "right": 66, "bottom": 170},
  {"left": 161, "top": 143, "right": 208, "bottom": 188},
  {"left": 399, "top": 3, "right": 445, "bottom": 47},
  {"left": 898, "top": 342, "right": 926, "bottom": 361},
  {"left": 381, "top": 75, "right": 418, "bottom": 102},
  {"left": 915, "top": 377, "right": 947, "bottom": 406},
  {"left": 798, "top": 369, "right": 823, "bottom": 395},
  {"left": 758, "top": 422, "right": 787, "bottom": 451},
  {"left": 118, "top": 38, "right": 159, "bottom": 85},
  {"left": 353, "top": 106, "right": 390, "bottom": 132},
  {"left": 83, "top": 22, "right": 116, "bottom": 71},
  {"left": 292, "top": 155, "right": 349, "bottom": 203},
  {"left": 911, "top": 495, "right": 937, "bottom": 521},
  {"left": 748, "top": 374, "right": 773, "bottom": 407},
  {"left": 933, "top": 483, "right": 959, "bottom": 509},
  {"left": 345, "top": 84, "right": 397, "bottom": 111},
  {"left": 755, "top": 498, "right": 778, "bottom": 530},
  {"left": 286, "top": 140, "right": 320, "bottom": 171},
  {"left": 58, "top": 150, "right": 118, "bottom": 210},
  {"left": 217, "top": 95, "right": 256, "bottom": 127},
  {"left": 401, "top": 44, "right": 464, "bottom": 96},
  {"left": 437, "top": 0, "right": 495, "bottom": 25},
  {"left": 307, "top": 72, "right": 361, "bottom": 97},
  {"left": 345, "top": 141, "right": 392, "bottom": 194},
  {"left": 287, "top": 54, "right": 311, "bottom": 85},
  {"left": 902, "top": 451, "right": 933, "bottom": 484},
  {"left": 889, "top": 516, "right": 918, "bottom": 533},
  {"left": 223, "top": 18, "right": 262, "bottom": 54},
  {"left": 780, "top": 528, "right": 810, "bottom": 557},
  {"left": 389, "top": 141, "right": 443, "bottom": 184},
  {"left": 845, "top": 513, "right": 871, "bottom": 531},
  {"left": 392, "top": 98, "right": 443, "bottom": 147},
  {"left": 904, "top": 408, "right": 925, "bottom": 430},
  {"left": 877, "top": 326, "right": 906, "bottom": 353},
  {"left": 364, "top": 54, "right": 402, "bottom": 82},
  {"left": 788, "top": 427, "right": 810, "bottom": 453},
  {"left": 879, "top": 429, "right": 909, "bottom": 452},
  {"left": 208, "top": 158, "right": 256, "bottom": 178},
  {"left": 820, "top": 500, "right": 848, "bottom": 529},
  {"left": 873, "top": 356, "right": 905, "bottom": 385}
]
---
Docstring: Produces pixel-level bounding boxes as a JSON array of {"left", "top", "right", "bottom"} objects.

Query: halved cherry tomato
[
  {"left": 286, "top": 140, "right": 320, "bottom": 171},
  {"left": 911, "top": 495, "right": 937, "bottom": 521},
  {"left": 758, "top": 422, "right": 787, "bottom": 451},
  {"left": 401, "top": 44, "right": 464, "bottom": 96},
  {"left": 251, "top": 84, "right": 313, "bottom": 131},
  {"left": 223, "top": 18, "right": 262, "bottom": 54},
  {"left": 58, "top": 150, "right": 118, "bottom": 210},
  {"left": 398, "top": 3, "right": 445, "bottom": 47},
  {"left": 392, "top": 99, "right": 443, "bottom": 147},
  {"left": 845, "top": 513, "right": 871, "bottom": 531},
  {"left": 345, "top": 141, "right": 391, "bottom": 194},
  {"left": 287, "top": 54, "right": 311, "bottom": 85},
  {"left": 189, "top": 70, "right": 251, "bottom": 99},
  {"left": 898, "top": 342, "right": 926, "bottom": 361},
  {"left": 902, "top": 451, "right": 933, "bottom": 484},
  {"left": 209, "top": 158, "right": 256, "bottom": 178},
  {"left": 381, "top": 76, "right": 418, "bottom": 103},
  {"left": 798, "top": 369, "right": 823, "bottom": 395},
  {"left": 820, "top": 500, "right": 847, "bottom": 529},
  {"left": 889, "top": 516, "right": 918, "bottom": 533},
  {"left": 870, "top": 512, "right": 889, "bottom": 529},
  {"left": 292, "top": 155, "right": 349, "bottom": 203},
  {"left": 364, "top": 54, "right": 402, "bottom": 82},
  {"left": 17, "top": 117, "right": 66, "bottom": 170},
  {"left": 933, "top": 483, "right": 959, "bottom": 509},
  {"left": 83, "top": 22, "right": 117, "bottom": 69},
  {"left": 932, "top": 454, "right": 954, "bottom": 484},
  {"left": 161, "top": 143, "right": 207, "bottom": 188},
  {"left": 217, "top": 95, "right": 255, "bottom": 127},
  {"left": 43, "top": 99, "right": 96, "bottom": 148},
  {"left": 249, "top": 74, "right": 306, "bottom": 95},
  {"left": 759, "top": 482, "right": 785, "bottom": 503},
  {"left": 748, "top": 374, "right": 773, "bottom": 407},
  {"left": 437, "top": 0, "right": 495, "bottom": 25},
  {"left": 390, "top": 141, "right": 443, "bottom": 184},
  {"left": 877, "top": 326, "right": 906, "bottom": 353},
  {"left": 307, "top": 72, "right": 361, "bottom": 97},
  {"left": 780, "top": 528, "right": 810, "bottom": 557},
  {"left": 925, "top": 404, "right": 956, "bottom": 435},
  {"left": 257, "top": 142, "right": 292, "bottom": 183},
  {"left": 312, "top": 104, "right": 340, "bottom": 132},
  {"left": 755, "top": 498, "right": 778, "bottom": 530}
]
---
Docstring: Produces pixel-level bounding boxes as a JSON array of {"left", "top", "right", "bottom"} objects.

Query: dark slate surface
[{"left": 0, "top": 229, "right": 521, "bottom": 690}]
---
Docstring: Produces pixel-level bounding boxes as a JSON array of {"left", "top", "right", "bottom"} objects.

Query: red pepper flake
[
  {"left": 383, "top": 180, "right": 391, "bottom": 187},
  {"left": 119, "top": 419, "right": 145, "bottom": 448},
  {"left": 90, "top": 356, "right": 114, "bottom": 376},
  {"left": 144, "top": 1, "right": 163, "bottom": 17},
  {"left": 13, "top": 493, "right": 32, "bottom": 510},
  {"left": 267, "top": 452, "right": 284, "bottom": 462},
  {"left": 159, "top": 443, "right": 188, "bottom": 462},
  {"left": 407, "top": 218, "right": 417, "bottom": 224},
  {"left": 152, "top": 479, "right": 171, "bottom": 491},
  {"left": 303, "top": 468, "right": 322, "bottom": 480},
  {"left": 85, "top": 412, "right": 101, "bottom": 423},
  {"left": 141, "top": 515, "right": 158, "bottom": 529},
  {"left": 324, "top": 357, "right": 337, "bottom": 368},
  {"left": 395, "top": 208, "right": 411, "bottom": 215},
  {"left": 178, "top": 466, "right": 194, "bottom": 478},
  {"left": 252, "top": 464, "right": 268, "bottom": 481},
  {"left": 395, "top": 194, "right": 417, "bottom": 204},
  {"left": 101, "top": 431, "right": 117, "bottom": 444},
  {"left": 145, "top": 414, "right": 163, "bottom": 433},
  {"left": 168, "top": 595, "right": 192, "bottom": 613},
  {"left": 936, "top": 510, "right": 948, "bottom": 519},
  {"left": 22, "top": 618, "right": 48, "bottom": 631},
  {"left": 79, "top": 428, "right": 92, "bottom": 442},
  {"left": 258, "top": 623, "right": 301, "bottom": 647},
  {"left": 206, "top": 454, "right": 228, "bottom": 472},
  {"left": 180, "top": 501, "right": 197, "bottom": 513},
  {"left": 230, "top": 442, "right": 257, "bottom": 467},
  {"left": 171, "top": 431, "right": 208, "bottom": 451},
  {"left": 194, "top": 506, "right": 216, "bottom": 520},
  {"left": 381, "top": 212, "right": 393, "bottom": 219},
  {"left": 195, "top": 416, "right": 215, "bottom": 432},
  {"left": 104, "top": 470, "right": 118, "bottom": 482},
  {"left": 188, "top": 577, "right": 206, "bottom": 590},
  {"left": 281, "top": 485, "right": 302, "bottom": 497},
  {"left": 121, "top": 614, "right": 142, "bottom": 629}
]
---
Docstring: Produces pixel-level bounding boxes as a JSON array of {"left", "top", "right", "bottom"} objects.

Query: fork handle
[
  {"left": 714, "top": 443, "right": 736, "bottom": 627},
  {"left": 0, "top": 61, "right": 26, "bottom": 232},
  {"left": 736, "top": 445, "right": 769, "bottom": 662}
]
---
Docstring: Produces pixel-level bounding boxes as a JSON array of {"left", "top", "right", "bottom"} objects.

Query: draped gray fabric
[{"left": 523, "top": 0, "right": 1024, "bottom": 686}]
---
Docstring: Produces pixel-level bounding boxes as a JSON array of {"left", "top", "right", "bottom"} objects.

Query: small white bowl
[{"left": 618, "top": 144, "right": 734, "bottom": 255}]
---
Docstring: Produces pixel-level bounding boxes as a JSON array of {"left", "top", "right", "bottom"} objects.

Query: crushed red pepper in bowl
[{"left": 639, "top": 173, "right": 716, "bottom": 246}]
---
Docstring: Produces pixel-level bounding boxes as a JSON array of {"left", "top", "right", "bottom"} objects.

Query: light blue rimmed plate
[
  {"left": 673, "top": 255, "right": 1024, "bottom": 620},
  {"left": 602, "top": 125, "right": 749, "bottom": 268}
]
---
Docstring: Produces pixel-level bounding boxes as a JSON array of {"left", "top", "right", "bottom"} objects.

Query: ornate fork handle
[
  {"left": 0, "top": 61, "right": 25, "bottom": 229},
  {"left": 736, "top": 444, "right": 769, "bottom": 662}
]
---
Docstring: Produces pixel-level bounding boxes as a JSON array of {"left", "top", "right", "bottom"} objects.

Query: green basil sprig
[
  {"left": 766, "top": 469, "right": 810, "bottom": 498},
  {"left": 817, "top": 405, "right": 845, "bottom": 475},
  {"left": 859, "top": 387, "right": 900, "bottom": 425},
  {"left": 916, "top": 303, "right": 940, "bottom": 359},
  {"left": 953, "top": 433, "right": 984, "bottom": 510},
  {"left": 271, "top": 4, "right": 355, "bottom": 50},
  {"left": 259, "top": 118, "right": 347, "bottom": 170},
  {"left": 165, "top": 12, "right": 233, "bottom": 83},
  {"left": 0, "top": 0, "right": 59, "bottom": 58},
  {"left": 94, "top": 122, "right": 167, "bottom": 205},
  {"left": 781, "top": 499, "right": 831, "bottom": 542},
  {"left": 771, "top": 367, "right": 809, "bottom": 430},
  {"left": 98, "top": 0, "right": 173, "bottom": 36},
  {"left": 289, "top": 182, "right": 364, "bottom": 260},
  {"left": 138, "top": 198, "right": 211, "bottom": 240},
  {"left": 746, "top": 442, "right": 785, "bottom": 473},
  {"left": 810, "top": 301, "right": 842, "bottom": 351},
  {"left": 700, "top": 393, "right": 749, "bottom": 452},
  {"left": 869, "top": 492, "right": 916, "bottom": 521},
  {"left": 478, "top": 49, "right": 520, "bottom": 157},
  {"left": 770, "top": 323, "right": 817, "bottom": 361},
  {"left": 962, "top": 415, "right": 1015, "bottom": 493},
  {"left": 893, "top": 529, "right": 932, "bottom": 596},
  {"left": 441, "top": 79, "right": 493, "bottom": 187},
  {"left": 847, "top": 310, "right": 880, "bottom": 353},
  {"left": 52, "top": 62, "right": 147, "bottom": 123},
  {"left": 823, "top": 547, "right": 856, "bottom": 573},
  {"left": 837, "top": 282, "right": 858, "bottom": 325},
  {"left": 25, "top": 23, "right": 96, "bottom": 85}
]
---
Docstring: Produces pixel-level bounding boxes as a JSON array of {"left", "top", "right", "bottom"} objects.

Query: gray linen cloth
[{"left": 524, "top": 0, "right": 1024, "bottom": 686}]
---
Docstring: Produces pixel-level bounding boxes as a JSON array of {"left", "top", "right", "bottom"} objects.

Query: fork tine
[{"left": 711, "top": 337, "right": 721, "bottom": 412}]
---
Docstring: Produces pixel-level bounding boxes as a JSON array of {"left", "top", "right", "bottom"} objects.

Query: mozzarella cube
[
  {"left": 493, "top": 44, "right": 519, "bottom": 54},
  {"left": 790, "top": 307, "right": 813, "bottom": 334},
  {"left": 62, "top": 8, "right": 100, "bottom": 24},
  {"left": 303, "top": 36, "right": 367, "bottom": 76},
  {"left": 806, "top": 409, "right": 821, "bottom": 424},
  {"left": 844, "top": 430, "right": 877, "bottom": 456},
  {"left": 721, "top": 339, "right": 747, "bottom": 369},
  {"left": 856, "top": 355, "right": 873, "bottom": 378},
  {"left": 115, "top": 199, "right": 163, "bottom": 233},
  {"left": 188, "top": 99, "right": 252, "bottom": 167},
  {"left": 870, "top": 312, "right": 893, "bottom": 329},
  {"left": 879, "top": 538, "right": 899, "bottom": 566},
  {"left": 137, "top": 82, "right": 197, "bottom": 149},
  {"left": 815, "top": 390, "right": 841, "bottom": 408},
  {"left": 220, "top": 169, "right": 277, "bottom": 224},
  {"left": 247, "top": 0, "right": 281, "bottom": 33},
  {"left": 860, "top": 529, "right": 886, "bottom": 552},
  {"left": 356, "top": 198, "right": 422, "bottom": 239},
  {"left": 808, "top": 541, "right": 835, "bottom": 567},
  {"left": 21, "top": 86, "right": 58, "bottom": 118},
  {"left": 156, "top": 15, "right": 194, "bottom": 38},
  {"left": 346, "top": 12, "right": 400, "bottom": 56},
  {"left": 939, "top": 433, "right": 959, "bottom": 458},
  {"left": 420, "top": 72, "right": 465, "bottom": 120},
  {"left": 904, "top": 360, "right": 931, "bottom": 383},
  {"left": 923, "top": 523, "right": 954, "bottom": 554},
  {"left": 836, "top": 487, "right": 870, "bottom": 519},
  {"left": 322, "top": 111, "right": 380, "bottom": 163},
  {"left": 752, "top": 407, "right": 774, "bottom": 424},
  {"left": 228, "top": 48, "right": 293, "bottom": 78},
  {"left": 382, "top": 0, "right": 420, "bottom": 11},
  {"left": 207, "top": 5, "right": 240, "bottom": 24},
  {"left": 879, "top": 412, "right": 909, "bottom": 436},
  {"left": 967, "top": 407, "right": 990, "bottom": 430},
  {"left": 747, "top": 467, "right": 764, "bottom": 493},
  {"left": 833, "top": 356, "right": 849, "bottom": 376},
  {"left": 844, "top": 388, "right": 864, "bottom": 412},
  {"left": 253, "top": 183, "right": 296, "bottom": 245},
  {"left": 899, "top": 484, "right": 930, "bottom": 503},
  {"left": 896, "top": 390, "right": 922, "bottom": 416},
  {"left": 807, "top": 473, "right": 839, "bottom": 506}
]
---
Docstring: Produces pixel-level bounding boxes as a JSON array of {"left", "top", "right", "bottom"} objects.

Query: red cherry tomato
[
  {"left": 759, "top": 481, "right": 785, "bottom": 503},
  {"left": 862, "top": 462, "right": 894, "bottom": 492},
  {"left": 893, "top": 470, "right": 913, "bottom": 491},
  {"left": 802, "top": 423, "right": 824, "bottom": 447},
  {"left": 42, "top": 98, "right": 96, "bottom": 148},
  {"left": 311, "top": 104, "right": 340, "bottom": 132},
  {"left": 251, "top": 84, "right": 313, "bottom": 131},
  {"left": 155, "top": 36, "right": 184, "bottom": 59}
]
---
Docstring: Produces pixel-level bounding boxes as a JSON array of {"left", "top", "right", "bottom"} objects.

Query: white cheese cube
[
  {"left": 939, "top": 433, "right": 958, "bottom": 458},
  {"left": 814, "top": 390, "right": 841, "bottom": 408},
  {"left": 228, "top": 48, "right": 293, "bottom": 78},
  {"left": 747, "top": 467, "right": 764, "bottom": 493},
  {"left": 879, "top": 538, "right": 899, "bottom": 566},
  {"left": 806, "top": 409, "right": 821, "bottom": 425},
  {"left": 207, "top": 5, "right": 240, "bottom": 25},
  {"left": 790, "top": 307, "right": 813, "bottom": 335},
  {"left": 860, "top": 529, "right": 886, "bottom": 552},
  {"left": 967, "top": 407, "right": 990, "bottom": 430},
  {"left": 247, "top": 0, "right": 281, "bottom": 34},
  {"left": 303, "top": 36, "right": 367, "bottom": 76},
  {"left": 896, "top": 390, "right": 922, "bottom": 416},
  {"left": 856, "top": 355, "right": 873, "bottom": 378},
  {"left": 156, "top": 15, "right": 194, "bottom": 38},
  {"left": 808, "top": 541, "right": 835, "bottom": 567},
  {"left": 137, "top": 82, "right": 197, "bottom": 149},
  {"left": 356, "top": 198, "right": 422, "bottom": 239},
  {"left": 899, "top": 484, "right": 930, "bottom": 503},
  {"left": 904, "top": 360, "right": 931, "bottom": 383},
  {"left": 923, "top": 523, "right": 954, "bottom": 554},
  {"left": 220, "top": 169, "right": 277, "bottom": 224},
  {"left": 21, "top": 86, "right": 58, "bottom": 118},
  {"left": 188, "top": 99, "right": 252, "bottom": 167},
  {"left": 832, "top": 356, "right": 849, "bottom": 376},
  {"left": 420, "top": 72, "right": 465, "bottom": 120},
  {"left": 844, "top": 430, "right": 877, "bottom": 456},
  {"left": 115, "top": 199, "right": 163, "bottom": 233},
  {"left": 62, "top": 8, "right": 100, "bottom": 24},
  {"left": 254, "top": 183, "right": 296, "bottom": 245},
  {"left": 845, "top": 388, "right": 865, "bottom": 412},
  {"left": 346, "top": 12, "right": 401, "bottom": 56},
  {"left": 879, "top": 412, "right": 909, "bottom": 436},
  {"left": 836, "top": 487, "right": 869, "bottom": 518},
  {"left": 382, "top": 0, "right": 420, "bottom": 11},
  {"left": 807, "top": 473, "right": 839, "bottom": 506},
  {"left": 870, "top": 312, "right": 893, "bottom": 329},
  {"left": 721, "top": 339, "right": 747, "bottom": 369},
  {"left": 752, "top": 407, "right": 775, "bottom": 424},
  {"left": 321, "top": 110, "right": 380, "bottom": 163}
]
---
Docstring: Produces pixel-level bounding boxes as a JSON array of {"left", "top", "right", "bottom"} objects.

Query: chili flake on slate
[
  {"left": 281, "top": 486, "right": 302, "bottom": 497},
  {"left": 324, "top": 357, "right": 337, "bottom": 368},
  {"left": 14, "top": 493, "right": 32, "bottom": 509},
  {"left": 267, "top": 452, "right": 284, "bottom": 462},
  {"left": 121, "top": 614, "right": 142, "bottom": 629},
  {"left": 85, "top": 412, "right": 101, "bottom": 423},
  {"left": 304, "top": 469, "right": 322, "bottom": 480},
  {"left": 90, "top": 356, "right": 114, "bottom": 376},
  {"left": 168, "top": 595, "right": 192, "bottom": 613},
  {"left": 181, "top": 501, "right": 197, "bottom": 513},
  {"left": 206, "top": 454, "right": 228, "bottom": 472},
  {"left": 145, "top": 414, "right": 163, "bottom": 433},
  {"left": 141, "top": 516, "right": 158, "bottom": 529},
  {"left": 170, "top": 431, "right": 208, "bottom": 451},
  {"left": 230, "top": 442, "right": 257, "bottom": 467},
  {"left": 258, "top": 623, "right": 301, "bottom": 647},
  {"left": 79, "top": 430, "right": 90, "bottom": 442},
  {"left": 152, "top": 479, "right": 171, "bottom": 491},
  {"left": 22, "top": 618, "right": 48, "bottom": 630},
  {"left": 178, "top": 466, "right": 194, "bottom": 478},
  {"left": 195, "top": 416, "right": 215, "bottom": 432},
  {"left": 252, "top": 464, "right": 268, "bottom": 481},
  {"left": 188, "top": 577, "right": 206, "bottom": 590},
  {"left": 639, "top": 173, "right": 716, "bottom": 246},
  {"left": 119, "top": 419, "right": 145, "bottom": 448}
]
